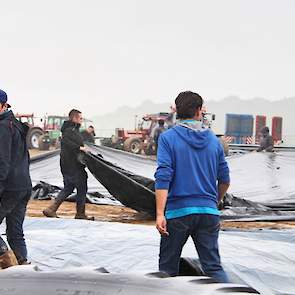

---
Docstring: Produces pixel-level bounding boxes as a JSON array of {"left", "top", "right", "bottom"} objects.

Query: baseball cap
[{"left": 0, "top": 89, "right": 11, "bottom": 108}]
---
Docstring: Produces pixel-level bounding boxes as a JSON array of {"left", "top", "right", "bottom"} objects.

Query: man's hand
[
  {"left": 80, "top": 146, "right": 89, "bottom": 153},
  {"left": 156, "top": 215, "right": 169, "bottom": 236}
]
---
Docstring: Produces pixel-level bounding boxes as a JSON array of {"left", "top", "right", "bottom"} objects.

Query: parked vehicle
[
  {"left": 15, "top": 114, "right": 44, "bottom": 149},
  {"left": 16, "top": 114, "right": 92, "bottom": 150},
  {"left": 101, "top": 110, "right": 229, "bottom": 155},
  {"left": 225, "top": 114, "right": 254, "bottom": 144}
]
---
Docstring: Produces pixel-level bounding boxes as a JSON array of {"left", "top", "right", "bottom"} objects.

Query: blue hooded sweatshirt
[{"left": 154, "top": 122, "right": 230, "bottom": 219}]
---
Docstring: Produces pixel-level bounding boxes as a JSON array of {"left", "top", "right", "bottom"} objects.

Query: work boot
[
  {"left": 0, "top": 250, "right": 18, "bottom": 269},
  {"left": 17, "top": 257, "right": 31, "bottom": 265},
  {"left": 42, "top": 199, "right": 63, "bottom": 218},
  {"left": 75, "top": 204, "right": 94, "bottom": 221}
]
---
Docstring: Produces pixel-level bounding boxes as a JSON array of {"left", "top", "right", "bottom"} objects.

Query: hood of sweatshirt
[
  {"left": 173, "top": 120, "right": 215, "bottom": 149},
  {"left": 0, "top": 110, "right": 29, "bottom": 138},
  {"left": 61, "top": 120, "right": 80, "bottom": 133}
]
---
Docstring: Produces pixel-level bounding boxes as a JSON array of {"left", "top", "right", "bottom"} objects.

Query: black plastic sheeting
[
  {"left": 2, "top": 218, "right": 295, "bottom": 294},
  {"left": 82, "top": 145, "right": 295, "bottom": 221},
  {"left": 30, "top": 152, "right": 120, "bottom": 206},
  {"left": 30, "top": 145, "right": 295, "bottom": 220},
  {"left": 80, "top": 152, "right": 155, "bottom": 216}
]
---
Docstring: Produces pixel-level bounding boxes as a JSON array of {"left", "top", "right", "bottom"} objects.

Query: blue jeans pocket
[
  {"left": 200, "top": 215, "right": 220, "bottom": 234},
  {"left": 167, "top": 217, "right": 190, "bottom": 232}
]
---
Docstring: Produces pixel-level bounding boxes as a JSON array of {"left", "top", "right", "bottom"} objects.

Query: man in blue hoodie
[{"left": 155, "top": 91, "right": 230, "bottom": 283}]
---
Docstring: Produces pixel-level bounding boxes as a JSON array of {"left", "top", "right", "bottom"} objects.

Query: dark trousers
[
  {"left": 57, "top": 170, "right": 88, "bottom": 209},
  {"left": 0, "top": 189, "right": 31, "bottom": 263},
  {"left": 159, "top": 214, "right": 229, "bottom": 283}
]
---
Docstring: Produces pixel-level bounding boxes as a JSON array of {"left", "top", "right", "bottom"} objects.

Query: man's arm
[
  {"left": 156, "top": 189, "right": 169, "bottom": 235},
  {"left": 154, "top": 135, "right": 174, "bottom": 235},
  {"left": 0, "top": 125, "right": 12, "bottom": 196},
  {"left": 218, "top": 182, "right": 230, "bottom": 203},
  {"left": 217, "top": 144, "right": 230, "bottom": 205}
]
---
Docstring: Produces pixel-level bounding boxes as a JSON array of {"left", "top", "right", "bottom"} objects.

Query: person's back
[
  {"left": 157, "top": 123, "right": 228, "bottom": 219},
  {"left": 257, "top": 127, "right": 274, "bottom": 152},
  {"left": 154, "top": 91, "right": 230, "bottom": 283},
  {"left": 60, "top": 119, "right": 85, "bottom": 174},
  {"left": 0, "top": 110, "right": 31, "bottom": 192},
  {"left": 80, "top": 126, "right": 95, "bottom": 144},
  {"left": 0, "top": 90, "right": 32, "bottom": 268}
]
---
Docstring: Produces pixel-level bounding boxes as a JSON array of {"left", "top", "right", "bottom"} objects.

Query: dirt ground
[
  {"left": 27, "top": 200, "right": 155, "bottom": 225},
  {"left": 29, "top": 148, "right": 57, "bottom": 158},
  {"left": 27, "top": 200, "right": 295, "bottom": 229}
]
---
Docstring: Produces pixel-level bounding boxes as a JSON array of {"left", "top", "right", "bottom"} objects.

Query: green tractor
[
  {"left": 38, "top": 115, "right": 92, "bottom": 150},
  {"left": 39, "top": 116, "right": 68, "bottom": 150}
]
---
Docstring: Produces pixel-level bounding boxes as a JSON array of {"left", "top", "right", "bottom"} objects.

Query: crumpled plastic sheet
[
  {"left": 1, "top": 218, "right": 294, "bottom": 295},
  {"left": 30, "top": 146, "right": 295, "bottom": 219},
  {"left": 227, "top": 151, "right": 295, "bottom": 207},
  {"left": 30, "top": 154, "right": 108, "bottom": 193},
  {"left": 90, "top": 146, "right": 295, "bottom": 207},
  {"left": 31, "top": 181, "right": 121, "bottom": 206},
  {"left": 92, "top": 146, "right": 295, "bottom": 208}
]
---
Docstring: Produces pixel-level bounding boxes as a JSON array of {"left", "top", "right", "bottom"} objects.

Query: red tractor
[
  {"left": 101, "top": 110, "right": 229, "bottom": 156},
  {"left": 101, "top": 112, "right": 174, "bottom": 154},
  {"left": 15, "top": 114, "right": 45, "bottom": 149}
]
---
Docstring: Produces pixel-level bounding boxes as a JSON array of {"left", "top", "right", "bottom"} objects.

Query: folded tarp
[
  {"left": 79, "top": 147, "right": 295, "bottom": 221},
  {"left": 81, "top": 152, "right": 155, "bottom": 216},
  {"left": 88, "top": 145, "right": 295, "bottom": 208},
  {"left": 29, "top": 145, "right": 295, "bottom": 220}
]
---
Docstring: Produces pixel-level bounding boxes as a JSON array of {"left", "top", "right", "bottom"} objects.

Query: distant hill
[{"left": 92, "top": 96, "right": 295, "bottom": 144}]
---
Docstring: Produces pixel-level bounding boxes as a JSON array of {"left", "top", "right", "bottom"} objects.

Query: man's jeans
[
  {"left": 159, "top": 214, "right": 229, "bottom": 283},
  {"left": 0, "top": 189, "right": 31, "bottom": 263},
  {"left": 56, "top": 170, "right": 88, "bottom": 208}
]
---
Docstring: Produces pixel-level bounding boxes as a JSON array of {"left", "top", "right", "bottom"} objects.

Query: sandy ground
[
  {"left": 27, "top": 200, "right": 295, "bottom": 229},
  {"left": 29, "top": 148, "right": 57, "bottom": 158},
  {"left": 27, "top": 200, "right": 155, "bottom": 224}
]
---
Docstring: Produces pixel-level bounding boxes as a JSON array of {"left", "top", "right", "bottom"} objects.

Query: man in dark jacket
[
  {"left": 43, "top": 109, "right": 93, "bottom": 220},
  {"left": 153, "top": 120, "right": 167, "bottom": 152},
  {"left": 257, "top": 127, "right": 274, "bottom": 152},
  {"left": 0, "top": 89, "right": 32, "bottom": 268},
  {"left": 80, "top": 125, "right": 96, "bottom": 143}
]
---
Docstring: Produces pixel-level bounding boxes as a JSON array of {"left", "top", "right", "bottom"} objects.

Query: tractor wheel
[
  {"left": 123, "top": 137, "right": 142, "bottom": 154},
  {"left": 38, "top": 134, "right": 50, "bottom": 151},
  {"left": 27, "top": 128, "right": 44, "bottom": 149}
]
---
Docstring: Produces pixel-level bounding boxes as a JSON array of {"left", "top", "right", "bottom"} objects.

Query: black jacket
[
  {"left": 153, "top": 126, "right": 166, "bottom": 144},
  {"left": 0, "top": 110, "right": 32, "bottom": 195},
  {"left": 60, "top": 120, "right": 85, "bottom": 175},
  {"left": 257, "top": 134, "right": 274, "bottom": 152}
]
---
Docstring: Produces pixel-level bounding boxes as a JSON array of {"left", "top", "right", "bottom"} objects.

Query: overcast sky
[{"left": 1, "top": 0, "right": 295, "bottom": 117}]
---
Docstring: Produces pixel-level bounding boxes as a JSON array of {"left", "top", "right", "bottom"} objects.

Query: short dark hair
[
  {"left": 158, "top": 120, "right": 165, "bottom": 126},
  {"left": 88, "top": 125, "right": 94, "bottom": 129},
  {"left": 69, "top": 109, "right": 81, "bottom": 120},
  {"left": 175, "top": 91, "right": 203, "bottom": 119}
]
